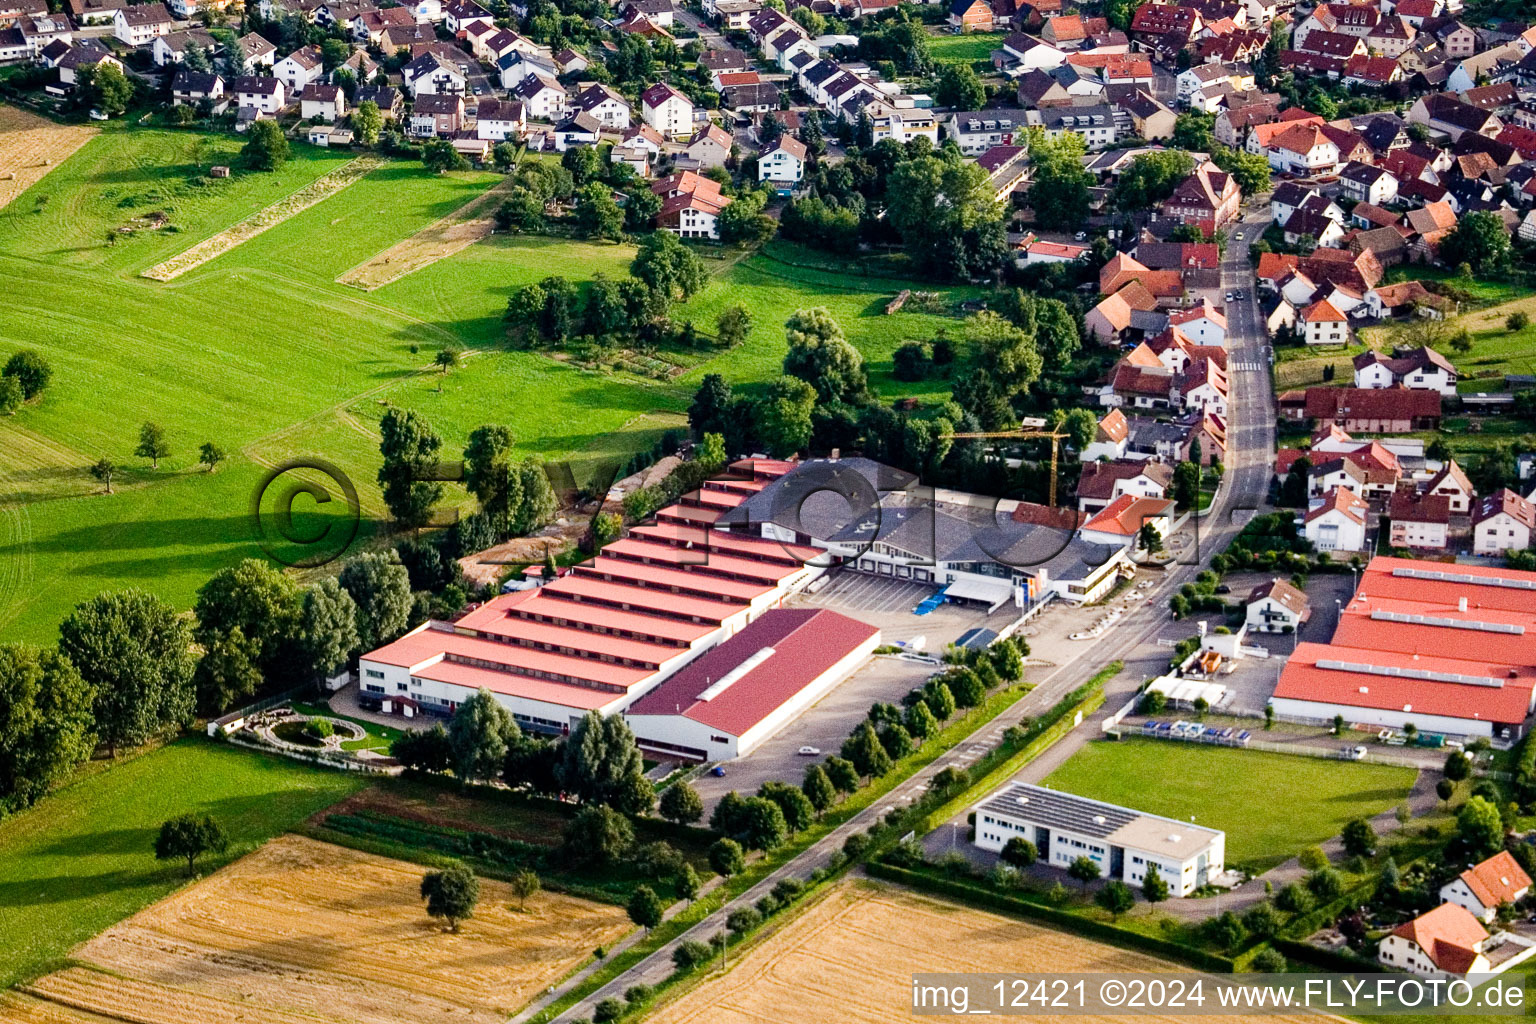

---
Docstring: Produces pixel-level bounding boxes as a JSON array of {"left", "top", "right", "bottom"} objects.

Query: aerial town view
[{"left": 4, "top": 0, "right": 1536, "bottom": 1014}]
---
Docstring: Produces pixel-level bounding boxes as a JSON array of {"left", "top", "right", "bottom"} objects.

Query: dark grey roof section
[
  {"left": 975, "top": 783, "right": 1139, "bottom": 839},
  {"left": 715, "top": 458, "right": 915, "bottom": 534}
]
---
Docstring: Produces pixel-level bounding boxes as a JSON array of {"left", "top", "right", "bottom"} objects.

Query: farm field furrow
[{"left": 649, "top": 882, "right": 1323, "bottom": 1024}]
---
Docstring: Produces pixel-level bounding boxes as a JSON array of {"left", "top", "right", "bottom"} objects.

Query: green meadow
[{"left": 0, "top": 121, "right": 974, "bottom": 643}]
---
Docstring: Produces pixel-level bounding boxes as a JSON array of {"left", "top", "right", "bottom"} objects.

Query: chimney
[
  {"left": 830, "top": 448, "right": 841, "bottom": 461},
  {"left": 1459, "top": 596, "right": 1468, "bottom": 613}
]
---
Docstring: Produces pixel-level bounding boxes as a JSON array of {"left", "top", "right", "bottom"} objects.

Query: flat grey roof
[{"left": 975, "top": 783, "right": 1223, "bottom": 852}]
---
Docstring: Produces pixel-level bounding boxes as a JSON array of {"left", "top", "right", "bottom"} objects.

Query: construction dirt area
[
  {"left": 0, "top": 106, "right": 96, "bottom": 211},
  {"left": 337, "top": 176, "right": 514, "bottom": 290},
  {"left": 140, "top": 155, "right": 383, "bottom": 281},
  {"left": 647, "top": 881, "right": 1325, "bottom": 1024},
  {"left": 9, "top": 834, "right": 629, "bottom": 1024}
]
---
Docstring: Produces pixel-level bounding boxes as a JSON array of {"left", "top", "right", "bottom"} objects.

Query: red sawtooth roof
[
  {"left": 574, "top": 554, "right": 775, "bottom": 602},
  {"left": 626, "top": 608, "right": 878, "bottom": 735},
  {"left": 544, "top": 574, "right": 747, "bottom": 624},
  {"left": 658, "top": 503, "right": 724, "bottom": 526},
  {"left": 366, "top": 623, "right": 655, "bottom": 692},
  {"left": 506, "top": 591, "right": 716, "bottom": 645},
  {"left": 1276, "top": 641, "right": 1536, "bottom": 725},
  {"left": 599, "top": 536, "right": 804, "bottom": 585},
  {"left": 629, "top": 521, "right": 821, "bottom": 565}
]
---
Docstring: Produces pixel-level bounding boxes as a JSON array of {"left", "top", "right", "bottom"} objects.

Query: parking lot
[
  {"left": 687, "top": 654, "right": 935, "bottom": 814},
  {"left": 791, "top": 571, "right": 1021, "bottom": 651}
]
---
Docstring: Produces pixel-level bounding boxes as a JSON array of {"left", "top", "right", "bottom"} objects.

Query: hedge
[
  {"left": 1270, "top": 938, "right": 1380, "bottom": 973},
  {"left": 867, "top": 861, "right": 1237, "bottom": 973}
]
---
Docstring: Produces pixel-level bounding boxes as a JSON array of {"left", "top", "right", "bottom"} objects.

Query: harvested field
[
  {"left": 337, "top": 175, "right": 512, "bottom": 290},
  {"left": 0, "top": 990, "right": 120, "bottom": 1024},
  {"left": 649, "top": 882, "right": 1324, "bottom": 1024},
  {"left": 36, "top": 834, "right": 629, "bottom": 1024},
  {"left": 0, "top": 106, "right": 96, "bottom": 211},
  {"left": 141, "top": 155, "right": 384, "bottom": 281}
]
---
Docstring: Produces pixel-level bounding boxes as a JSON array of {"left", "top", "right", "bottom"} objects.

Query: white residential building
[
  {"left": 641, "top": 81, "right": 693, "bottom": 139},
  {"left": 1472, "top": 489, "right": 1535, "bottom": 557},
  {"left": 1303, "top": 486, "right": 1369, "bottom": 553},
  {"left": 758, "top": 135, "right": 806, "bottom": 190}
]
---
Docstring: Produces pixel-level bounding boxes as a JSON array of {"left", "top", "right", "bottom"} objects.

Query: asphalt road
[{"left": 533, "top": 203, "right": 1281, "bottom": 1024}]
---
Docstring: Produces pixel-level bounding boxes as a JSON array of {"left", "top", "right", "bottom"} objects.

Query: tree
[
  {"left": 1508, "top": 311, "right": 1530, "bottom": 332},
  {"left": 716, "top": 305, "right": 752, "bottom": 349},
  {"left": 623, "top": 183, "right": 662, "bottom": 232},
  {"left": 338, "top": 552, "right": 413, "bottom": 652},
  {"left": 756, "top": 376, "right": 817, "bottom": 456},
  {"left": 727, "top": 906, "right": 761, "bottom": 936},
  {"left": 60, "top": 590, "right": 195, "bottom": 757},
  {"left": 575, "top": 181, "right": 625, "bottom": 241},
  {"left": 0, "top": 644, "right": 95, "bottom": 815},
  {"left": 432, "top": 347, "right": 459, "bottom": 389},
  {"left": 801, "top": 763, "right": 836, "bottom": 813},
  {"left": 934, "top": 62, "right": 985, "bottom": 111},
  {"left": 295, "top": 577, "right": 359, "bottom": 686},
  {"left": 884, "top": 150, "right": 1006, "bottom": 280},
  {"left": 1458, "top": 795, "right": 1504, "bottom": 857},
  {"left": 1138, "top": 521, "right": 1164, "bottom": 556},
  {"left": 736, "top": 795, "right": 788, "bottom": 850},
  {"left": 1068, "top": 855, "right": 1100, "bottom": 891},
  {"left": 1113, "top": 150, "right": 1195, "bottom": 212},
  {"left": 627, "top": 884, "right": 665, "bottom": 932},
  {"left": 1210, "top": 144, "right": 1272, "bottom": 196},
  {"left": 1202, "top": 911, "right": 1246, "bottom": 953},
  {"left": 783, "top": 307, "right": 868, "bottom": 404},
  {"left": 1439, "top": 210, "right": 1510, "bottom": 274},
  {"left": 85, "top": 61, "right": 132, "bottom": 115},
  {"left": 1143, "top": 864, "right": 1169, "bottom": 903},
  {"left": 1298, "top": 846, "right": 1328, "bottom": 872},
  {"left": 922, "top": 680, "right": 957, "bottom": 722},
  {"left": 658, "top": 780, "right": 704, "bottom": 825},
  {"left": 632, "top": 231, "right": 707, "bottom": 301},
  {"left": 392, "top": 723, "right": 454, "bottom": 772},
  {"left": 688, "top": 374, "right": 733, "bottom": 437},
  {"left": 758, "top": 780, "right": 816, "bottom": 833},
  {"left": 717, "top": 189, "right": 776, "bottom": 246},
  {"left": 1096, "top": 880, "right": 1134, "bottom": 919},
  {"left": 1172, "top": 111, "right": 1215, "bottom": 151},
  {"left": 966, "top": 311, "right": 1042, "bottom": 404},
  {"left": 1340, "top": 818, "right": 1376, "bottom": 858},
  {"left": 191, "top": 442, "right": 227, "bottom": 476},
  {"left": 613, "top": 770, "right": 655, "bottom": 816},
  {"left": 509, "top": 868, "right": 540, "bottom": 911},
  {"left": 155, "top": 814, "right": 228, "bottom": 876},
  {"left": 1306, "top": 868, "right": 1343, "bottom": 901},
  {"left": 841, "top": 721, "right": 893, "bottom": 779},
  {"left": 1275, "top": 882, "right": 1313, "bottom": 914},
  {"left": 193, "top": 625, "right": 262, "bottom": 715},
  {"left": 559, "top": 710, "right": 645, "bottom": 806},
  {"left": 1172, "top": 460, "right": 1200, "bottom": 509},
  {"left": 1436, "top": 777, "right": 1456, "bottom": 805},
  {"left": 422, "top": 139, "right": 469, "bottom": 174},
  {"left": 497, "top": 187, "right": 545, "bottom": 233},
  {"left": 378, "top": 408, "right": 444, "bottom": 529},
  {"left": 946, "top": 668, "right": 986, "bottom": 709},
  {"left": 904, "top": 699, "right": 938, "bottom": 741},
  {"left": 3, "top": 350, "right": 52, "bottom": 399},
  {"left": 1444, "top": 750, "right": 1471, "bottom": 782},
  {"left": 0, "top": 376, "right": 20, "bottom": 416},
  {"left": 824, "top": 755, "right": 860, "bottom": 795},
  {"left": 1000, "top": 837, "right": 1037, "bottom": 867},
  {"left": 242, "top": 119, "right": 290, "bottom": 171},
  {"left": 449, "top": 688, "right": 521, "bottom": 784},
  {"left": 351, "top": 99, "right": 382, "bottom": 144},
  {"left": 461, "top": 424, "right": 520, "bottom": 537},
  {"left": 421, "top": 862, "right": 479, "bottom": 931},
  {"left": 564, "top": 803, "right": 635, "bottom": 865},
  {"left": 1026, "top": 131, "right": 1092, "bottom": 231},
  {"left": 194, "top": 558, "right": 298, "bottom": 685},
  {"left": 709, "top": 837, "right": 745, "bottom": 877},
  {"left": 136, "top": 422, "right": 170, "bottom": 469}
]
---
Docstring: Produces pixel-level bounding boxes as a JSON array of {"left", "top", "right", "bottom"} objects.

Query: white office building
[{"left": 973, "top": 783, "right": 1225, "bottom": 896}]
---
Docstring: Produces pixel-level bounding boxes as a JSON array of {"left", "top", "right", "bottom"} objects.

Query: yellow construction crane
[{"left": 944, "top": 429, "right": 1068, "bottom": 506}]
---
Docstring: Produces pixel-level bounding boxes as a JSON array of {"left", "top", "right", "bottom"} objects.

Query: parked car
[
  {"left": 710, "top": 764, "right": 726, "bottom": 777},
  {"left": 797, "top": 746, "right": 820, "bottom": 756}
]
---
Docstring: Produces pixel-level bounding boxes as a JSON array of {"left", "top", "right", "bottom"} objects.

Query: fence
[
  {"left": 226, "top": 735, "right": 397, "bottom": 775},
  {"left": 207, "top": 685, "right": 312, "bottom": 735},
  {"left": 1099, "top": 693, "right": 1140, "bottom": 733}
]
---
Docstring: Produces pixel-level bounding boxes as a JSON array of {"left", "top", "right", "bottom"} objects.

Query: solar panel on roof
[
  {"left": 1316, "top": 658, "right": 1504, "bottom": 688},
  {"left": 1391, "top": 566, "right": 1536, "bottom": 591},
  {"left": 1369, "top": 609, "right": 1525, "bottom": 635}
]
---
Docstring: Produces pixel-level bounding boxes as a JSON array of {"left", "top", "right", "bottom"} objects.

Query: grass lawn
[
  {"left": 0, "top": 737, "right": 364, "bottom": 988},
  {"left": 1042, "top": 738, "right": 1417, "bottom": 873},
  {"left": 0, "top": 128, "right": 694, "bottom": 643},
  {"left": 926, "top": 30, "right": 1006, "bottom": 63}
]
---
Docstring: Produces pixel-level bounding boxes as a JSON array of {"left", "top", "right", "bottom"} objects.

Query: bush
[
  {"left": 1508, "top": 311, "right": 1530, "bottom": 332},
  {"left": 727, "top": 906, "right": 762, "bottom": 934},
  {"left": 624, "top": 984, "right": 653, "bottom": 1005},
  {"left": 672, "top": 940, "right": 713, "bottom": 971},
  {"left": 593, "top": 997, "right": 625, "bottom": 1023},
  {"left": 1251, "top": 948, "right": 1287, "bottom": 972}
]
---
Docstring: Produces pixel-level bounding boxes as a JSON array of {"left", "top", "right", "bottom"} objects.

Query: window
[{"left": 365, "top": 668, "right": 385, "bottom": 679}]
